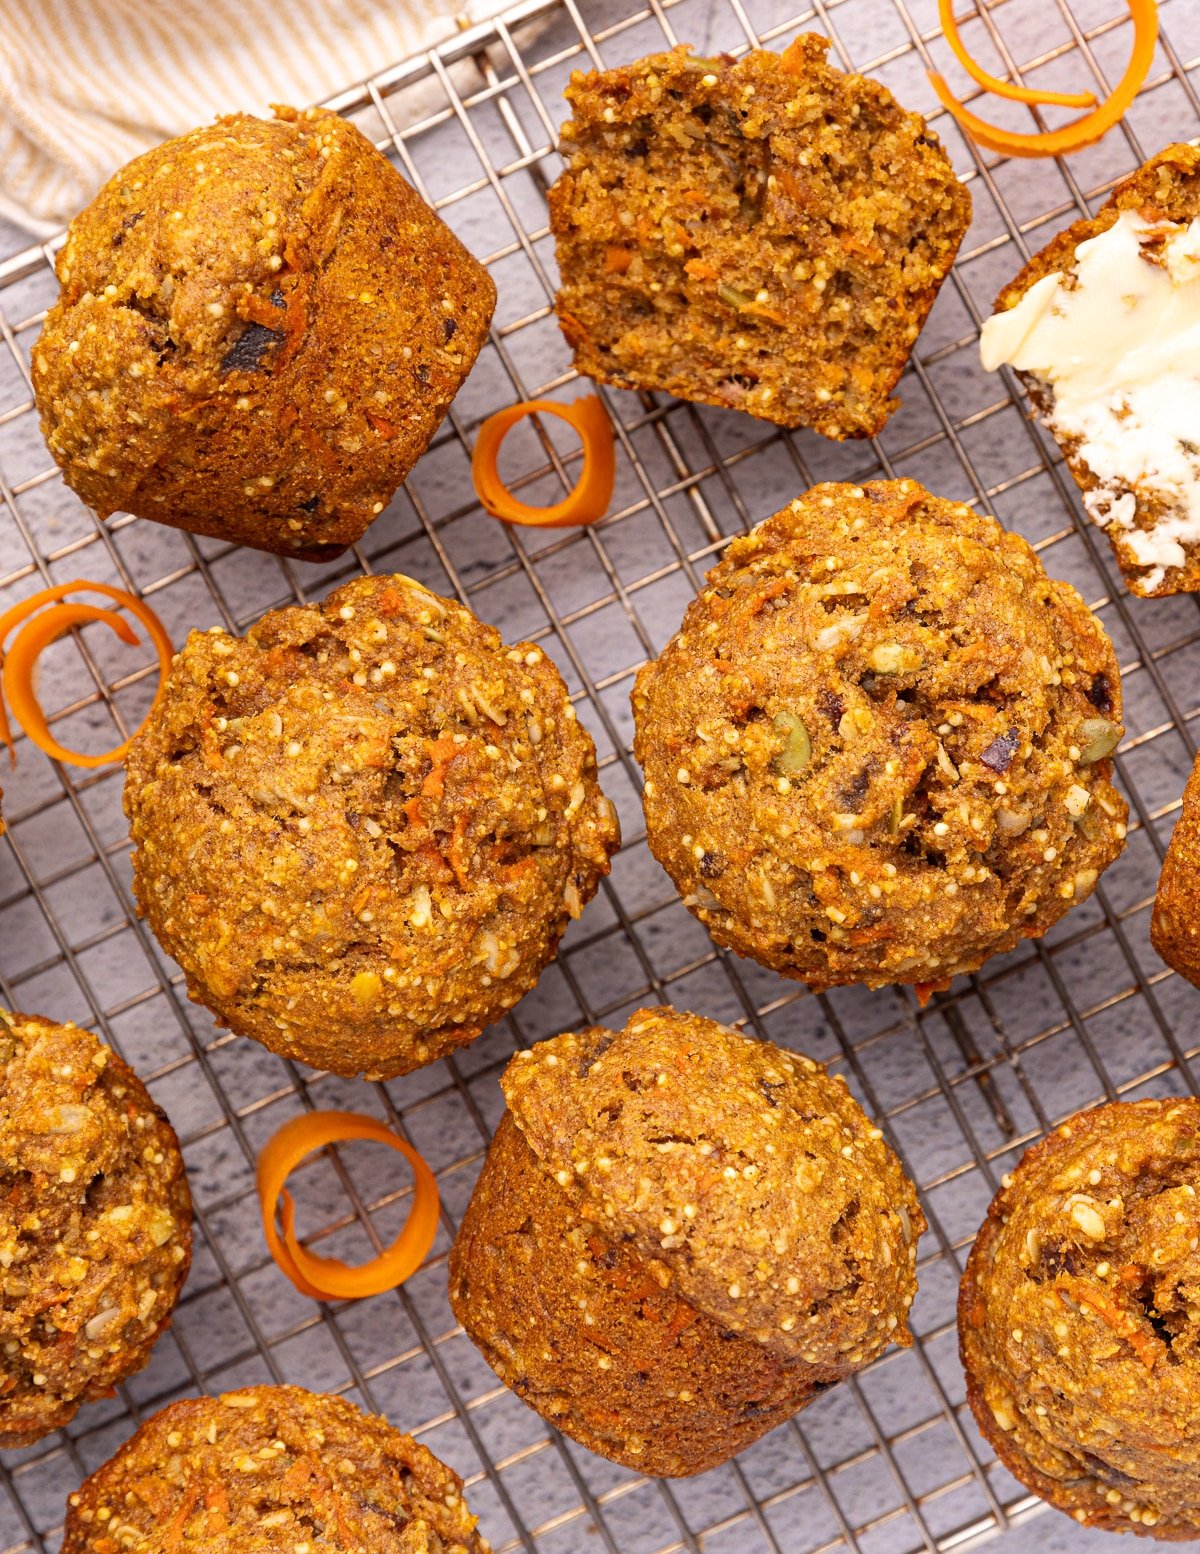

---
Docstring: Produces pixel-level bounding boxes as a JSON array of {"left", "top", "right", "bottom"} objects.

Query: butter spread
[{"left": 980, "top": 210, "right": 1200, "bottom": 591}]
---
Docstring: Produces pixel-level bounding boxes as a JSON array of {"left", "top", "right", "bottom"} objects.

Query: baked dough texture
[
  {"left": 632, "top": 479, "right": 1128, "bottom": 993},
  {"left": 450, "top": 1006, "right": 922, "bottom": 1475},
  {"left": 124, "top": 574, "right": 618, "bottom": 1079},
  {"left": 960, "top": 1098, "right": 1200, "bottom": 1539},
  {"left": 550, "top": 38, "right": 970, "bottom": 438},
  {"left": 32, "top": 107, "right": 495, "bottom": 558}
]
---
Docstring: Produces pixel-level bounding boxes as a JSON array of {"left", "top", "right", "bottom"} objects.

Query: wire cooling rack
[{"left": 0, "top": 1, "right": 1198, "bottom": 1550}]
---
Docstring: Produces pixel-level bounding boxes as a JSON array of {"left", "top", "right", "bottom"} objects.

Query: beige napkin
[{"left": 0, "top": 0, "right": 495, "bottom": 235}]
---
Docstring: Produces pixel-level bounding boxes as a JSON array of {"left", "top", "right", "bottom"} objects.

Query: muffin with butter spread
[
  {"left": 982, "top": 143, "right": 1200, "bottom": 597},
  {"left": 632, "top": 479, "right": 1128, "bottom": 994}
]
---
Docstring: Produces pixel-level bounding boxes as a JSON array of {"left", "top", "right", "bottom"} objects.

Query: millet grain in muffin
[
  {"left": 32, "top": 107, "right": 495, "bottom": 558},
  {"left": 632, "top": 479, "right": 1128, "bottom": 993},
  {"left": 960, "top": 1099, "right": 1200, "bottom": 1539},
  {"left": 550, "top": 38, "right": 970, "bottom": 438},
  {"left": 124, "top": 573, "right": 618, "bottom": 1079},
  {"left": 0, "top": 1009, "right": 191, "bottom": 1448}
]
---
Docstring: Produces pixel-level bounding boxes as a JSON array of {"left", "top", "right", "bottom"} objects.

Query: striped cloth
[{"left": 0, "top": 0, "right": 501, "bottom": 236}]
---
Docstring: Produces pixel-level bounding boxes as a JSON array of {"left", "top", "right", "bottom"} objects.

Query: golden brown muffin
[
  {"left": 124, "top": 573, "right": 619, "bottom": 1079},
  {"left": 449, "top": 1007, "right": 923, "bottom": 1475},
  {"left": 62, "top": 1384, "right": 489, "bottom": 1553},
  {"left": 0, "top": 1008, "right": 192, "bottom": 1448},
  {"left": 984, "top": 144, "right": 1200, "bottom": 598},
  {"left": 631, "top": 479, "right": 1128, "bottom": 995},
  {"left": 959, "top": 1098, "right": 1200, "bottom": 1539},
  {"left": 549, "top": 37, "right": 970, "bottom": 439},
  {"left": 32, "top": 107, "right": 495, "bottom": 559},
  {"left": 1151, "top": 751, "right": 1200, "bottom": 985}
]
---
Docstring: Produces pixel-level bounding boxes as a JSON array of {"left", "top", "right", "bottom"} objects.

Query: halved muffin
[{"left": 550, "top": 37, "right": 970, "bottom": 438}]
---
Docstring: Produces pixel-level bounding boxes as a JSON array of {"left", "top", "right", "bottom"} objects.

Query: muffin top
[
  {"left": 0, "top": 1009, "right": 192, "bottom": 1448},
  {"left": 960, "top": 1098, "right": 1200, "bottom": 1539},
  {"left": 124, "top": 573, "right": 618, "bottom": 1079},
  {"left": 62, "top": 1384, "right": 489, "bottom": 1554},
  {"left": 503, "top": 1006, "right": 922, "bottom": 1367},
  {"left": 32, "top": 107, "right": 494, "bottom": 557},
  {"left": 632, "top": 479, "right": 1127, "bottom": 992}
]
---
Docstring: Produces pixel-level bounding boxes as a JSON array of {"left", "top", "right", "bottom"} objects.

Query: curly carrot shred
[
  {"left": 927, "top": 0, "right": 1158, "bottom": 159},
  {"left": 257, "top": 1111, "right": 439, "bottom": 1301},
  {"left": 938, "top": 0, "right": 1097, "bottom": 109},
  {"left": 0, "top": 581, "right": 173, "bottom": 770},
  {"left": 472, "top": 397, "right": 616, "bottom": 529}
]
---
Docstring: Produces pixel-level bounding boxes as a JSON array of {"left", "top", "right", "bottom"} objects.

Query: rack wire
[{"left": 0, "top": 0, "right": 1198, "bottom": 1549}]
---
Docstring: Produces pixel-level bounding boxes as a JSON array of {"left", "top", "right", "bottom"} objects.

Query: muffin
[
  {"left": 124, "top": 573, "right": 619, "bottom": 1080},
  {"left": 31, "top": 107, "right": 495, "bottom": 559},
  {"left": 1151, "top": 751, "right": 1200, "bottom": 986},
  {"left": 960, "top": 1098, "right": 1200, "bottom": 1539},
  {"left": 449, "top": 1007, "right": 923, "bottom": 1475},
  {"left": 631, "top": 479, "right": 1128, "bottom": 995},
  {"left": 549, "top": 37, "right": 970, "bottom": 439},
  {"left": 0, "top": 1008, "right": 192, "bottom": 1448},
  {"left": 62, "top": 1384, "right": 489, "bottom": 1553},
  {"left": 981, "top": 144, "right": 1200, "bottom": 597}
]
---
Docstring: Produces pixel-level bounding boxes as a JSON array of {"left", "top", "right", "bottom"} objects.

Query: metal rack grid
[{"left": 0, "top": 0, "right": 1197, "bottom": 1550}]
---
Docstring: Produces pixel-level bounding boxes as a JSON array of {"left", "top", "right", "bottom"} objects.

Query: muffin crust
[{"left": 632, "top": 479, "right": 1128, "bottom": 993}]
